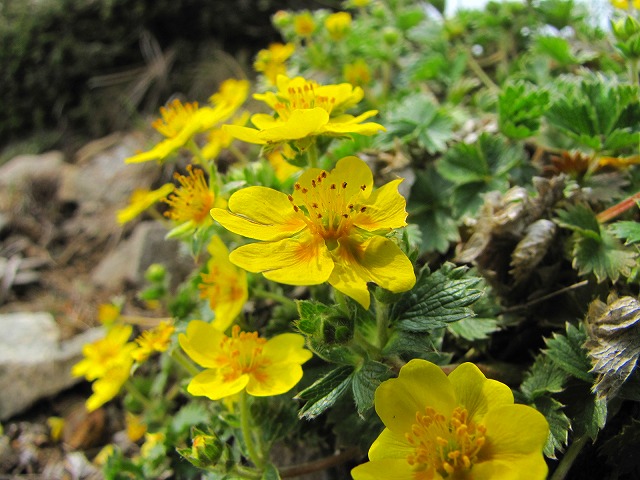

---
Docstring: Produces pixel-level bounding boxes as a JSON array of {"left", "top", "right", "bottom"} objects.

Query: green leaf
[
  {"left": 535, "top": 36, "right": 582, "bottom": 66},
  {"left": 555, "top": 204, "right": 601, "bottom": 238},
  {"left": 171, "top": 403, "right": 210, "bottom": 435},
  {"left": 521, "top": 356, "right": 568, "bottom": 401},
  {"left": 498, "top": 81, "right": 550, "bottom": 139},
  {"left": 261, "top": 464, "right": 282, "bottom": 480},
  {"left": 533, "top": 396, "right": 570, "bottom": 459},
  {"left": 297, "top": 366, "right": 354, "bottom": 419},
  {"left": 599, "top": 418, "right": 640, "bottom": 477},
  {"left": 446, "top": 317, "right": 499, "bottom": 341},
  {"left": 391, "top": 264, "right": 483, "bottom": 333},
  {"left": 407, "top": 167, "right": 460, "bottom": 254},
  {"left": 609, "top": 221, "right": 640, "bottom": 245},
  {"left": 572, "top": 394, "right": 607, "bottom": 440},
  {"left": 352, "top": 360, "right": 390, "bottom": 416},
  {"left": 544, "top": 323, "right": 593, "bottom": 383},
  {"left": 572, "top": 229, "right": 638, "bottom": 283}
]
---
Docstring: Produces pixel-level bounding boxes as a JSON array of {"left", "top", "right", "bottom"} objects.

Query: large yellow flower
[
  {"left": 211, "top": 156, "right": 415, "bottom": 309},
  {"left": 351, "top": 360, "right": 549, "bottom": 480},
  {"left": 223, "top": 75, "right": 384, "bottom": 151},
  {"left": 179, "top": 321, "right": 312, "bottom": 400},
  {"left": 198, "top": 236, "right": 248, "bottom": 331}
]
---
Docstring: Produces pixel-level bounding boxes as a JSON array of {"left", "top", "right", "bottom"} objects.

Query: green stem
[
  {"left": 374, "top": 296, "right": 390, "bottom": 351},
  {"left": 306, "top": 141, "right": 319, "bottom": 168},
  {"left": 171, "top": 348, "right": 201, "bottom": 377},
  {"left": 596, "top": 191, "right": 640, "bottom": 223},
  {"left": 188, "top": 139, "right": 208, "bottom": 165},
  {"left": 228, "top": 143, "right": 251, "bottom": 165},
  {"left": 123, "top": 379, "right": 153, "bottom": 410},
  {"left": 252, "top": 288, "right": 297, "bottom": 309},
  {"left": 239, "top": 390, "right": 265, "bottom": 469},
  {"left": 333, "top": 289, "right": 349, "bottom": 315},
  {"left": 549, "top": 435, "right": 590, "bottom": 480},
  {"left": 629, "top": 58, "right": 639, "bottom": 87},
  {"left": 234, "top": 465, "right": 263, "bottom": 479},
  {"left": 466, "top": 50, "right": 500, "bottom": 93}
]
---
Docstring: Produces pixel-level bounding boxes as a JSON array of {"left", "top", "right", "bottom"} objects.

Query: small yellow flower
[
  {"left": 266, "top": 144, "right": 302, "bottom": 182},
  {"left": 202, "top": 111, "right": 250, "bottom": 160},
  {"left": 93, "top": 444, "right": 115, "bottom": 467},
  {"left": 131, "top": 320, "right": 175, "bottom": 363},
  {"left": 97, "top": 303, "right": 122, "bottom": 326},
  {"left": 47, "top": 416, "right": 65, "bottom": 442},
  {"left": 198, "top": 236, "right": 248, "bottom": 331},
  {"left": 211, "top": 156, "right": 416, "bottom": 309},
  {"left": 325, "top": 12, "right": 352, "bottom": 41},
  {"left": 86, "top": 359, "right": 133, "bottom": 412},
  {"left": 293, "top": 11, "right": 317, "bottom": 37},
  {"left": 351, "top": 360, "right": 549, "bottom": 480},
  {"left": 140, "top": 431, "right": 166, "bottom": 458},
  {"left": 254, "top": 43, "right": 295, "bottom": 85},
  {"left": 179, "top": 321, "right": 312, "bottom": 400},
  {"left": 344, "top": 59, "right": 372, "bottom": 87},
  {"left": 209, "top": 78, "right": 250, "bottom": 112},
  {"left": 611, "top": 0, "right": 640, "bottom": 9},
  {"left": 163, "top": 165, "right": 221, "bottom": 227},
  {"left": 223, "top": 75, "right": 384, "bottom": 151},
  {"left": 125, "top": 412, "right": 147, "bottom": 442},
  {"left": 116, "top": 184, "right": 175, "bottom": 224}
]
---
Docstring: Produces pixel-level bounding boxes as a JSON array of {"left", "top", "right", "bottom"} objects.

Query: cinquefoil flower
[
  {"left": 163, "top": 165, "right": 222, "bottom": 228},
  {"left": 198, "top": 236, "right": 248, "bottom": 331},
  {"left": 254, "top": 43, "right": 295, "bottom": 85},
  {"left": 116, "top": 184, "right": 175, "bottom": 224},
  {"left": 351, "top": 360, "right": 549, "bottom": 480},
  {"left": 211, "top": 156, "right": 415, "bottom": 309},
  {"left": 131, "top": 320, "right": 175, "bottom": 363},
  {"left": 223, "top": 75, "right": 384, "bottom": 151},
  {"left": 179, "top": 321, "right": 312, "bottom": 400}
]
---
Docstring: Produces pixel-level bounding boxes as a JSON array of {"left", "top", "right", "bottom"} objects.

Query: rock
[
  {"left": 0, "top": 151, "right": 65, "bottom": 190},
  {"left": 0, "top": 312, "right": 105, "bottom": 421},
  {"left": 91, "top": 221, "right": 191, "bottom": 291}
]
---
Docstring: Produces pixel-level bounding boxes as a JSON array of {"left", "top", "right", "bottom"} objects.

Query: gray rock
[
  {"left": 0, "top": 312, "right": 104, "bottom": 421},
  {"left": 0, "top": 151, "right": 65, "bottom": 190},
  {"left": 91, "top": 221, "right": 191, "bottom": 291}
]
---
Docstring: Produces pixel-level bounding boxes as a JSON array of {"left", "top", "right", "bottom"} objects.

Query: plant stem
[
  {"left": 229, "top": 144, "right": 251, "bottom": 165},
  {"left": 170, "top": 348, "right": 201, "bottom": 377},
  {"left": 306, "top": 141, "right": 319, "bottom": 168},
  {"left": 596, "top": 191, "right": 640, "bottom": 223},
  {"left": 234, "top": 465, "right": 263, "bottom": 479},
  {"left": 123, "top": 379, "right": 153, "bottom": 410},
  {"left": 239, "top": 390, "right": 265, "bottom": 469},
  {"left": 374, "top": 296, "right": 390, "bottom": 351},
  {"left": 252, "top": 287, "right": 297, "bottom": 308},
  {"left": 280, "top": 447, "right": 361, "bottom": 478},
  {"left": 466, "top": 50, "right": 500, "bottom": 93},
  {"left": 549, "top": 435, "right": 590, "bottom": 480}
]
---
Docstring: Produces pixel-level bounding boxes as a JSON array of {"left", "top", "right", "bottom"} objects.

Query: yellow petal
[
  {"left": 258, "top": 108, "right": 329, "bottom": 142},
  {"left": 246, "top": 363, "right": 304, "bottom": 396},
  {"left": 353, "top": 179, "right": 408, "bottom": 231},
  {"left": 375, "top": 359, "right": 456, "bottom": 435},
  {"left": 367, "top": 428, "right": 414, "bottom": 461},
  {"left": 467, "top": 459, "right": 521, "bottom": 480},
  {"left": 327, "top": 260, "right": 371, "bottom": 309},
  {"left": 229, "top": 233, "right": 334, "bottom": 285},
  {"left": 178, "top": 320, "right": 226, "bottom": 368},
  {"left": 322, "top": 120, "right": 386, "bottom": 136},
  {"left": 351, "top": 458, "right": 414, "bottom": 480},
  {"left": 188, "top": 369, "right": 249, "bottom": 400},
  {"left": 332, "top": 155, "right": 374, "bottom": 198},
  {"left": 263, "top": 333, "right": 313, "bottom": 365},
  {"left": 211, "top": 186, "right": 306, "bottom": 241},
  {"left": 250, "top": 113, "right": 282, "bottom": 130},
  {"left": 448, "top": 362, "right": 514, "bottom": 423},
  {"left": 222, "top": 124, "right": 267, "bottom": 145}
]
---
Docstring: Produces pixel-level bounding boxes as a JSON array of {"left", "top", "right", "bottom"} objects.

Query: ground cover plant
[{"left": 68, "top": 0, "right": 639, "bottom": 478}]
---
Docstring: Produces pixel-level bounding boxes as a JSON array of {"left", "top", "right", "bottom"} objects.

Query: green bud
[
  {"left": 611, "top": 15, "right": 640, "bottom": 42},
  {"left": 382, "top": 27, "right": 401, "bottom": 46},
  {"left": 178, "top": 428, "right": 224, "bottom": 468},
  {"left": 272, "top": 10, "right": 292, "bottom": 29},
  {"left": 145, "top": 263, "right": 166, "bottom": 283}
]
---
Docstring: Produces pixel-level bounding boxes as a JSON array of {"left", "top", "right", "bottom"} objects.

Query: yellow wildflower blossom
[
  {"left": 351, "top": 360, "right": 549, "bottom": 480},
  {"left": 93, "top": 445, "right": 115, "bottom": 467},
  {"left": 47, "top": 416, "right": 65, "bottom": 442},
  {"left": 344, "top": 59, "right": 372, "bottom": 87},
  {"left": 86, "top": 359, "right": 133, "bottom": 412},
  {"left": 198, "top": 236, "right": 248, "bottom": 331},
  {"left": 611, "top": 0, "right": 640, "bottom": 9},
  {"left": 180, "top": 321, "right": 312, "bottom": 400},
  {"left": 293, "top": 11, "right": 317, "bottom": 37},
  {"left": 131, "top": 320, "right": 175, "bottom": 363},
  {"left": 125, "top": 412, "right": 147, "bottom": 442},
  {"left": 116, "top": 184, "right": 175, "bottom": 224},
  {"left": 254, "top": 43, "right": 295, "bottom": 85},
  {"left": 140, "top": 432, "right": 166, "bottom": 458},
  {"left": 98, "top": 303, "right": 121, "bottom": 326},
  {"left": 163, "top": 165, "right": 221, "bottom": 227},
  {"left": 211, "top": 156, "right": 416, "bottom": 309},
  {"left": 209, "top": 78, "right": 250, "bottom": 112},
  {"left": 325, "top": 12, "right": 352, "bottom": 41},
  {"left": 202, "top": 111, "right": 250, "bottom": 160},
  {"left": 223, "top": 75, "right": 384, "bottom": 151}
]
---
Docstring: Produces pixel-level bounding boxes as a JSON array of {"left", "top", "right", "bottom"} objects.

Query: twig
[
  {"left": 549, "top": 435, "right": 590, "bottom": 480},
  {"left": 280, "top": 448, "right": 361, "bottom": 478},
  {"left": 501, "top": 280, "right": 589, "bottom": 314}
]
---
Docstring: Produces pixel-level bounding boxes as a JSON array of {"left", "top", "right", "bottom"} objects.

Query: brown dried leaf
[
  {"left": 510, "top": 219, "right": 557, "bottom": 285},
  {"left": 585, "top": 294, "right": 640, "bottom": 401}
]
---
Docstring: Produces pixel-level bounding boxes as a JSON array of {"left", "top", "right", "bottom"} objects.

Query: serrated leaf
[
  {"left": 572, "top": 394, "right": 607, "bottom": 440},
  {"left": 555, "top": 204, "right": 601, "bottom": 238},
  {"left": 533, "top": 396, "right": 570, "bottom": 459},
  {"left": 535, "top": 36, "right": 580, "bottom": 66},
  {"left": 609, "top": 221, "right": 640, "bottom": 245},
  {"left": 446, "top": 317, "right": 499, "bottom": 341},
  {"left": 572, "top": 230, "right": 637, "bottom": 283},
  {"left": 498, "top": 81, "right": 550, "bottom": 140},
  {"left": 297, "top": 366, "right": 353, "bottom": 419},
  {"left": 544, "top": 323, "right": 593, "bottom": 383},
  {"left": 585, "top": 295, "right": 640, "bottom": 401},
  {"left": 521, "top": 356, "right": 568, "bottom": 401},
  {"left": 390, "top": 264, "right": 483, "bottom": 332},
  {"left": 352, "top": 360, "right": 390, "bottom": 416}
]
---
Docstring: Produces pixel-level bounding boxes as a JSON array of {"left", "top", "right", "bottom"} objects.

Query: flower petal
[
  {"left": 246, "top": 363, "right": 304, "bottom": 396},
  {"left": 258, "top": 108, "right": 329, "bottom": 142},
  {"left": 375, "top": 359, "right": 456, "bottom": 435},
  {"left": 448, "top": 363, "right": 514, "bottom": 423},
  {"left": 178, "top": 320, "right": 226, "bottom": 368},
  {"left": 353, "top": 179, "right": 408, "bottom": 231},
  {"left": 331, "top": 155, "right": 373, "bottom": 199},
  {"left": 368, "top": 428, "right": 414, "bottom": 461},
  {"left": 263, "top": 333, "right": 313, "bottom": 365},
  {"left": 211, "top": 186, "right": 306, "bottom": 241},
  {"left": 222, "top": 124, "right": 267, "bottom": 145},
  {"left": 230, "top": 234, "right": 334, "bottom": 285},
  {"left": 188, "top": 369, "right": 249, "bottom": 400},
  {"left": 351, "top": 458, "right": 414, "bottom": 480}
]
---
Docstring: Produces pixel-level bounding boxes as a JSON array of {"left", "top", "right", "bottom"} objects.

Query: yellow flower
[
  {"left": 131, "top": 320, "right": 175, "bottom": 363},
  {"left": 293, "top": 11, "right": 317, "bottom": 37},
  {"left": 85, "top": 359, "right": 133, "bottom": 411},
  {"left": 351, "top": 360, "right": 549, "bottom": 480},
  {"left": 98, "top": 303, "right": 122, "bottom": 326},
  {"left": 254, "top": 43, "right": 295, "bottom": 85},
  {"left": 223, "top": 75, "right": 384, "bottom": 151},
  {"left": 344, "top": 59, "right": 372, "bottom": 87},
  {"left": 140, "top": 431, "right": 166, "bottom": 458},
  {"left": 93, "top": 444, "right": 115, "bottom": 467},
  {"left": 125, "top": 412, "right": 147, "bottom": 442},
  {"left": 611, "top": 0, "right": 640, "bottom": 9},
  {"left": 202, "top": 111, "right": 250, "bottom": 160},
  {"left": 163, "top": 165, "right": 222, "bottom": 227},
  {"left": 116, "top": 184, "right": 175, "bottom": 224},
  {"left": 266, "top": 144, "right": 302, "bottom": 182},
  {"left": 72, "top": 325, "right": 135, "bottom": 381},
  {"left": 198, "top": 236, "right": 248, "bottom": 331},
  {"left": 179, "top": 321, "right": 312, "bottom": 400},
  {"left": 325, "top": 12, "right": 352, "bottom": 41},
  {"left": 47, "top": 417, "right": 65, "bottom": 442},
  {"left": 209, "top": 78, "right": 250, "bottom": 112},
  {"left": 211, "top": 156, "right": 415, "bottom": 309}
]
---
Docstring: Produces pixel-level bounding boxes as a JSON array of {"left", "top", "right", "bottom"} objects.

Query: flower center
[
  {"left": 405, "top": 406, "right": 486, "bottom": 480},
  {"left": 273, "top": 81, "right": 337, "bottom": 121},
  {"left": 152, "top": 99, "right": 199, "bottom": 138},
  {"left": 164, "top": 165, "right": 215, "bottom": 225},
  {"left": 217, "top": 326, "right": 270, "bottom": 383},
  {"left": 288, "top": 170, "right": 368, "bottom": 244}
]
